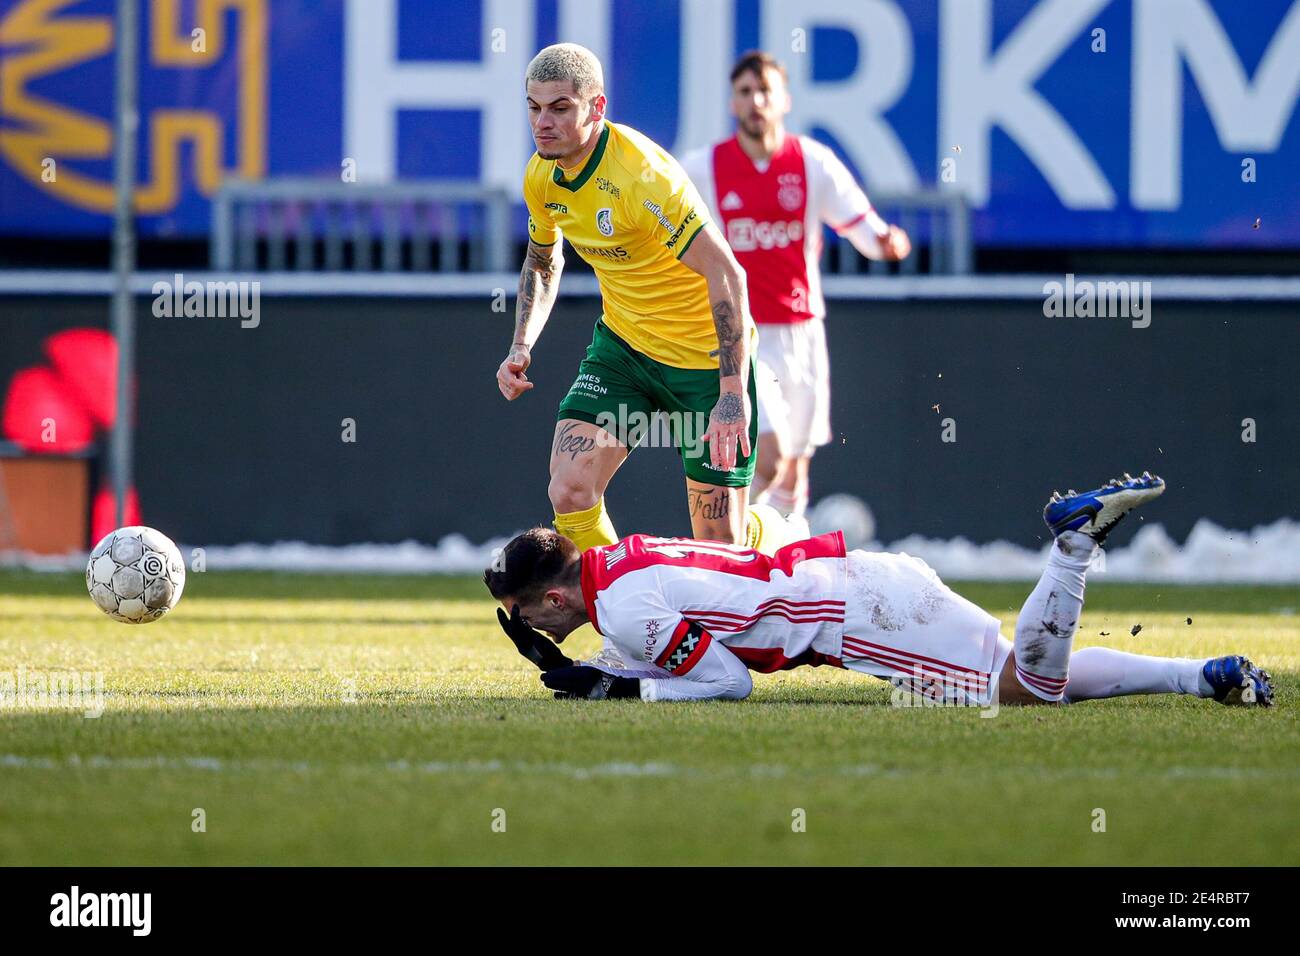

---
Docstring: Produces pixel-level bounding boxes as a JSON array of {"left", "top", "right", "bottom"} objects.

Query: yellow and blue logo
[{"left": 0, "top": 0, "right": 266, "bottom": 215}]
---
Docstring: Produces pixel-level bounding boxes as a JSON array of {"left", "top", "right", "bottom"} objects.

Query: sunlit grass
[{"left": 1, "top": 572, "right": 1295, "bottom": 865}]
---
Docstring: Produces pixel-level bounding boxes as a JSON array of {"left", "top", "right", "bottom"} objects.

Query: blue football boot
[
  {"left": 1043, "top": 471, "right": 1165, "bottom": 543},
  {"left": 1202, "top": 655, "right": 1275, "bottom": 707}
]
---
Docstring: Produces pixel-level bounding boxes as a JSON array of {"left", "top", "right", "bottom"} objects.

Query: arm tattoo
[
  {"left": 515, "top": 244, "right": 561, "bottom": 344},
  {"left": 711, "top": 300, "right": 743, "bottom": 378},
  {"left": 524, "top": 242, "right": 559, "bottom": 275},
  {"left": 517, "top": 269, "right": 540, "bottom": 326}
]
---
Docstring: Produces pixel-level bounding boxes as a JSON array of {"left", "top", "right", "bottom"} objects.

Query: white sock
[
  {"left": 1063, "top": 646, "right": 1211, "bottom": 702},
  {"left": 761, "top": 487, "right": 797, "bottom": 517},
  {"left": 756, "top": 487, "right": 809, "bottom": 519},
  {"left": 1013, "top": 531, "right": 1097, "bottom": 701}
]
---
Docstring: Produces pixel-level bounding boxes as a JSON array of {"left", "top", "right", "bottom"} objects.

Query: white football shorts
[
  {"left": 754, "top": 318, "right": 832, "bottom": 459},
  {"left": 839, "top": 549, "right": 1012, "bottom": 707}
]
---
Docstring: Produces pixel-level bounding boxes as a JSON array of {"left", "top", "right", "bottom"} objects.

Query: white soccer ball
[
  {"left": 808, "top": 494, "right": 877, "bottom": 551},
  {"left": 86, "top": 526, "right": 186, "bottom": 624}
]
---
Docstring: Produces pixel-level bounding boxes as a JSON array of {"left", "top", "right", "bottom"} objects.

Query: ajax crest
[{"left": 777, "top": 172, "right": 804, "bottom": 212}]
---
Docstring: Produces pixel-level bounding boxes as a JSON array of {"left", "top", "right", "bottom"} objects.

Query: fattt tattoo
[{"left": 688, "top": 487, "right": 731, "bottom": 521}]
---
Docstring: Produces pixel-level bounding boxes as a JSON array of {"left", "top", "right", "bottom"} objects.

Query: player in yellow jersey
[{"left": 496, "top": 43, "right": 784, "bottom": 553}]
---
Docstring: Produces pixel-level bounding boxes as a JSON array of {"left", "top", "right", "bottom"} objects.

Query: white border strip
[
  {"left": 2, "top": 270, "right": 1300, "bottom": 300},
  {"left": 2, "top": 754, "right": 1295, "bottom": 780},
  {"left": 6, "top": 518, "right": 1298, "bottom": 582}
]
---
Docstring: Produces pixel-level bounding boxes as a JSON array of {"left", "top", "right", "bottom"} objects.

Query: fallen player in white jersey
[{"left": 483, "top": 472, "right": 1274, "bottom": 708}]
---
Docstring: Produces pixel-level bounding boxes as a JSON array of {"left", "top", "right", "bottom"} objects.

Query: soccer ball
[
  {"left": 85, "top": 526, "right": 186, "bottom": 624},
  {"left": 808, "top": 494, "right": 877, "bottom": 551}
]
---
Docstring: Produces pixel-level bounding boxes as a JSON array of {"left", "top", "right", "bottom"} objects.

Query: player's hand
[
  {"left": 878, "top": 225, "right": 912, "bottom": 262},
  {"left": 497, "top": 605, "right": 573, "bottom": 672},
  {"left": 541, "top": 665, "right": 640, "bottom": 700},
  {"left": 702, "top": 387, "right": 751, "bottom": 472},
  {"left": 497, "top": 346, "right": 534, "bottom": 400}
]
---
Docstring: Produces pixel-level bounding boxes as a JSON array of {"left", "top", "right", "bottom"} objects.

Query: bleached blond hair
[{"left": 525, "top": 43, "right": 605, "bottom": 100}]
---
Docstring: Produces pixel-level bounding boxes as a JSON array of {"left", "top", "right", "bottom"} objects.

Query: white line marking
[
  {"left": 3, "top": 271, "right": 1300, "bottom": 301},
  {"left": 1, "top": 754, "right": 1296, "bottom": 781}
]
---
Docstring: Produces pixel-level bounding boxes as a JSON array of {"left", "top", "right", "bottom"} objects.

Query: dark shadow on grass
[
  {"left": 751, "top": 696, "right": 892, "bottom": 707},
  {"left": 28, "top": 610, "right": 492, "bottom": 629},
  {"left": 0, "top": 570, "right": 489, "bottom": 602}
]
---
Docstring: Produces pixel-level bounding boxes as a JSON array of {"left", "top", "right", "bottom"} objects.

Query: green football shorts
[{"left": 556, "top": 319, "right": 758, "bottom": 487}]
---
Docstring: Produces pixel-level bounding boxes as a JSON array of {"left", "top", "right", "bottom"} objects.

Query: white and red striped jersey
[
  {"left": 679, "top": 134, "right": 881, "bottom": 325},
  {"left": 579, "top": 532, "right": 848, "bottom": 690}
]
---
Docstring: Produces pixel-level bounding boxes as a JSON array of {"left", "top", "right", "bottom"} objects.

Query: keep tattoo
[{"left": 554, "top": 421, "right": 596, "bottom": 461}]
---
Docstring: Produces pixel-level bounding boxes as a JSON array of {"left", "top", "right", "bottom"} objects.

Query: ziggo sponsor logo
[{"left": 726, "top": 217, "right": 804, "bottom": 251}]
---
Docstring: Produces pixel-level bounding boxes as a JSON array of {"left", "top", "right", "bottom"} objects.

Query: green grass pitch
[{"left": 1, "top": 569, "right": 1296, "bottom": 865}]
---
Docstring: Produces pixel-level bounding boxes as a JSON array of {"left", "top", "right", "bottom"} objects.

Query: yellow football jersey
[{"left": 523, "top": 121, "right": 720, "bottom": 369}]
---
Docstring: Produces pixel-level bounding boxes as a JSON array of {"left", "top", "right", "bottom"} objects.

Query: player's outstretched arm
[
  {"left": 812, "top": 140, "right": 912, "bottom": 262},
  {"left": 540, "top": 620, "right": 753, "bottom": 702},
  {"left": 680, "top": 223, "right": 753, "bottom": 472},
  {"left": 541, "top": 665, "right": 640, "bottom": 700},
  {"left": 843, "top": 219, "right": 911, "bottom": 262},
  {"left": 497, "top": 239, "right": 565, "bottom": 400},
  {"left": 639, "top": 635, "right": 753, "bottom": 702},
  {"left": 829, "top": 199, "right": 911, "bottom": 262}
]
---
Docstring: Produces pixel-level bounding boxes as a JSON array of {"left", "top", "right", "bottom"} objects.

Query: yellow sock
[
  {"left": 745, "top": 503, "right": 786, "bottom": 556},
  {"left": 554, "top": 497, "right": 619, "bottom": 551}
]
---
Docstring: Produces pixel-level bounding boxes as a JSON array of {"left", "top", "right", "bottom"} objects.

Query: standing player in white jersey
[
  {"left": 679, "top": 51, "right": 912, "bottom": 523},
  {"left": 484, "top": 471, "right": 1273, "bottom": 709}
]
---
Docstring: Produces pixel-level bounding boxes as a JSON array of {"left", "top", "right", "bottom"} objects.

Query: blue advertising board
[{"left": 1, "top": 0, "right": 1297, "bottom": 247}]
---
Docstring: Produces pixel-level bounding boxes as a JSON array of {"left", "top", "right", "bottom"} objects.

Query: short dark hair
[
  {"left": 483, "top": 527, "right": 581, "bottom": 605},
  {"left": 730, "top": 50, "right": 787, "bottom": 86}
]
